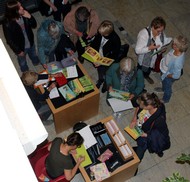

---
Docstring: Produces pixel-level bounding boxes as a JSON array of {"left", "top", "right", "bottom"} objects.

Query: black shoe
[
  {"left": 78, "top": 56, "right": 84, "bottom": 64},
  {"left": 96, "top": 80, "right": 103, "bottom": 89},
  {"left": 101, "top": 83, "right": 107, "bottom": 93},
  {"left": 157, "top": 152, "right": 164, "bottom": 157}
]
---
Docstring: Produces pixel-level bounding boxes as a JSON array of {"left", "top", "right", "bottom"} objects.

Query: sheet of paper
[
  {"left": 49, "top": 87, "right": 60, "bottom": 99},
  {"left": 77, "top": 125, "right": 97, "bottom": 149},
  {"left": 34, "top": 79, "right": 49, "bottom": 87},
  {"left": 108, "top": 98, "right": 133, "bottom": 113},
  {"left": 66, "top": 65, "right": 78, "bottom": 78}
]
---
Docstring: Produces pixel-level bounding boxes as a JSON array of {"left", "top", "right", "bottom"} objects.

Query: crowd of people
[{"left": 2, "top": 0, "right": 189, "bottom": 180}]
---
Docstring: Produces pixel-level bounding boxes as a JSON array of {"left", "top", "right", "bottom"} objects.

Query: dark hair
[
  {"left": 137, "top": 92, "right": 161, "bottom": 108},
  {"left": 151, "top": 16, "right": 166, "bottom": 29},
  {"left": 65, "top": 133, "right": 84, "bottom": 147},
  {"left": 75, "top": 6, "right": 90, "bottom": 22},
  {"left": 5, "top": 0, "right": 20, "bottom": 20}
]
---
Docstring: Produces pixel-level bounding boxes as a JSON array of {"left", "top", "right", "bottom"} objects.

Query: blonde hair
[
  {"left": 120, "top": 57, "right": 135, "bottom": 74},
  {"left": 173, "top": 35, "right": 188, "bottom": 52},
  {"left": 21, "top": 71, "right": 38, "bottom": 86},
  {"left": 98, "top": 20, "right": 114, "bottom": 36}
]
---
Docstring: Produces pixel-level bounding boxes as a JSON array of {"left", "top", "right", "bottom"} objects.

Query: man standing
[{"left": 3, "top": 0, "right": 39, "bottom": 72}]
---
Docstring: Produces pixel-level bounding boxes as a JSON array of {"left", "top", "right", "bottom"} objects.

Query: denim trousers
[
  {"left": 17, "top": 44, "right": 39, "bottom": 72},
  {"left": 162, "top": 77, "right": 175, "bottom": 102}
]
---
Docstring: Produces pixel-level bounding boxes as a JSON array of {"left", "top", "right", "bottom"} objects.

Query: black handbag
[{"left": 147, "top": 129, "right": 170, "bottom": 154}]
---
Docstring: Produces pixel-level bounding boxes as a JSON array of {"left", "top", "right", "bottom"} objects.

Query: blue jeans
[
  {"left": 162, "top": 77, "right": 175, "bottom": 103},
  {"left": 17, "top": 44, "right": 39, "bottom": 72}
]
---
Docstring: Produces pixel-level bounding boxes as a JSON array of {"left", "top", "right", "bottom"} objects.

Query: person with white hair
[{"left": 106, "top": 57, "right": 145, "bottom": 106}]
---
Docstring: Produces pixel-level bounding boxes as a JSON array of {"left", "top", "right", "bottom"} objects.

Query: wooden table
[
  {"left": 40, "top": 61, "right": 100, "bottom": 134},
  {"left": 76, "top": 116, "right": 140, "bottom": 182}
]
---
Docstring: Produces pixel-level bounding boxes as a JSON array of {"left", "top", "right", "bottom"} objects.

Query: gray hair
[
  {"left": 119, "top": 57, "right": 135, "bottom": 74},
  {"left": 48, "top": 22, "right": 60, "bottom": 39},
  {"left": 173, "top": 35, "right": 188, "bottom": 52}
]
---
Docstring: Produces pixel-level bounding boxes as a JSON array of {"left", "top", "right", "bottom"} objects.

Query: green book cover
[
  {"left": 75, "top": 144, "right": 92, "bottom": 167},
  {"left": 109, "top": 89, "right": 130, "bottom": 101},
  {"left": 124, "top": 125, "right": 143, "bottom": 140}
]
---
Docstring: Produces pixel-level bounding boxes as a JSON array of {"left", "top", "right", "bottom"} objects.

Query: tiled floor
[{"left": 0, "top": 0, "right": 190, "bottom": 181}]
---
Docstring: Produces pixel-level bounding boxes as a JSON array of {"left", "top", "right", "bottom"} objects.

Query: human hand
[
  {"left": 22, "top": 10, "right": 31, "bottom": 18},
  {"left": 77, "top": 155, "right": 85, "bottom": 164},
  {"left": 129, "top": 94, "right": 135, "bottom": 100},
  {"left": 130, "top": 117, "right": 137, "bottom": 128},
  {"left": 149, "top": 43, "right": 160, "bottom": 50},
  {"left": 53, "top": 72, "right": 62, "bottom": 77},
  {"left": 160, "top": 47, "right": 167, "bottom": 53},
  {"left": 43, "top": 64, "right": 48, "bottom": 69},
  {"left": 109, "top": 86, "right": 113, "bottom": 92},
  {"left": 52, "top": 5, "right": 57, "bottom": 11},
  {"left": 77, "top": 31, "right": 83, "bottom": 37},
  {"left": 48, "top": 82, "right": 57, "bottom": 91},
  {"left": 141, "top": 132, "right": 147, "bottom": 137},
  {"left": 18, "top": 51, "right": 25, "bottom": 57},
  {"left": 68, "top": 50, "right": 75, "bottom": 56},
  {"left": 93, "top": 62, "right": 100, "bottom": 67}
]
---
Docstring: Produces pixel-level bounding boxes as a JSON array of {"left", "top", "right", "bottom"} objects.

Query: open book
[
  {"left": 47, "top": 56, "right": 77, "bottom": 73},
  {"left": 151, "top": 41, "right": 171, "bottom": 57},
  {"left": 82, "top": 47, "right": 114, "bottom": 66},
  {"left": 124, "top": 125, "right": 143, "bottom": 140},
  {"left": 108, "top": 89, "right": 130, "bottom": 101}
]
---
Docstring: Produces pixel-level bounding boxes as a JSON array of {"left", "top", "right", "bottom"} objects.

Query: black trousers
[{"left": 137, "top": 64, "right": 151, "bottom": 78}]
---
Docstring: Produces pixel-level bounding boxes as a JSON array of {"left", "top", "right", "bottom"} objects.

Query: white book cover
[{"left": 108, "top": 98, "right": 133, "bottom": 113}]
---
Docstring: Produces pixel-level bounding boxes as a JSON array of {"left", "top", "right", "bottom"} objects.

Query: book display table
[
  {"left": 75, "top": 116, "right": 140, "bottom": 182},
  {"left": 39, "top": 61, "right": 100, "bottom": 134}
]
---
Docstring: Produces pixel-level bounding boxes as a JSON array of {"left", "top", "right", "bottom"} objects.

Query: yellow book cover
[
  {"left": 124, "top": 125, "right": 143, "bottom": 140},
  {"left": 75, "top": 144, "right": 92, "bottom": 167},
  {"left": 82, "top": 47, "right": 114, "bottom": 66}
]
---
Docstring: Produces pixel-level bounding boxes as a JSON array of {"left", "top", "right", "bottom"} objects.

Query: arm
[
  {"left": 130, "top": 107, "right": 139, "bottom": 128},
  {"left": 88, "top": 9, "right": 100, "bottom": 38},
  {"left": 23, "top": 12, "right": 37, "bottom": 29},
  {"left": 132, "top": 69, "right": 145, "bottom": 96},
  {"left": 106, "top": 64, "right": 114, "bottom": 89},
  {"left": 64, "top": 156, "right": 85, "bottom": 181},
  {"left": 135, "top": 28, "right": 159, "bottom": 54},
  {"left": 42, "top": 0, "right": 57, "bottom": 11}
]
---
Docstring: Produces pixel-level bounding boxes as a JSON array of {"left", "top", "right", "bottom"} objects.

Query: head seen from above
[
  {"left": 98, "top": 20, "right": 114, "bottom": 38},
  {"left": 21, "top": 71, "right": 38, "bottom": 86},
  {"left": 137, "top": 92, "right": 161, "bottom": 110},
  {"left": 120, "top": 57, "right": 135, "bottom": 75},
  {"left": 151, "top": 16, "right": 166, "bottom": 36},
  {"left": 172, "top": 35, "right": 188, "bottom": 53},
  {"left": 48, "top": 22, "right": 60, "bottom": 39},
  {"left": 75, "top": 6, "right": 90, "bottom": 22},
  {"left": 5, "top": 0, "right": 24, "bottom": 20},
  {"left": 65, "top": 132, "right": 84, "bottom": 150}
]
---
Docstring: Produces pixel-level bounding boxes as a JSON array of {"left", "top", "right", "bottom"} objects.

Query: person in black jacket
[
  {"left": 2, "top": 0, "right": 39, "bottom": 72},
  {"left": 130, "top": 92, "right": 170, "bottom": 162},
  {"left": 21, "top": 71, "right": 61, "bottom": 122},
  {"left": 90, "top": 20, "right": 121, "bottom": 93}
]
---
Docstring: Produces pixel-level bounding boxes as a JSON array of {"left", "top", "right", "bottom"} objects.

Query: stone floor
[{"left": 0, "top": 0, "right": 190, "bottom": 181}]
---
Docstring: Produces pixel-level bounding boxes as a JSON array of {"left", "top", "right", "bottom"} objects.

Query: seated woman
[
  {"left": 130, "top": 92, "right": 170, "bottom": 161},
  {"left": 106, "top": 57, "right": 144, "bottom": 107},
  {"left": 21, "top": 71, "right": 61, "bottom": 122},
  {"left": 45, "top": 132, "right": 84, "bottom": 181}
]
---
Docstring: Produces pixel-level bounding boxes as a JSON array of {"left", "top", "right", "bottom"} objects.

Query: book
[
  {"left": 108, "top": 89, "right": 130, "bottom": 101},
  {"left": 107, "top": 98, "right": 133, "bottom": 113},
  {"left": 47, "top": 56, "right": 78, "bottom": 73},
  {"left": 79, "top": 75, "right": 94, "bottom": 92},
  {"left": 90, "top": 163, "right": 110, "bottom": 181},
  {"left": 54, "top": 72, "right": 67, "bottom": 87},
  {"left": 151, "top": 42, "right": 171, "bottom": 57},
  {"left": 58, "top": 84, "right": 76, "bottom": 101},
  {"left": 75, "top": 144, "right": 92, "bottom": 167},
  {"left": 82, "top": 47, "right": 114, "bottom": 66},
  {"left": 124, "top": 125, "right": 143, "bottom": 140},
  {"left": 68, "top": 78, "right": 85, "bottom": 95}
]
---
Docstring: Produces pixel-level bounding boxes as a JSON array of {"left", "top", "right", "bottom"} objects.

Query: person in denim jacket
[{"left": 157, "top": 35, "right": 188, "bottom": 103}]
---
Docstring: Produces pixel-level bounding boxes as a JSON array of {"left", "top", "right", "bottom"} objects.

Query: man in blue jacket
[{"left": 37, "top": 19, "right": 76, "bottom": 69}]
